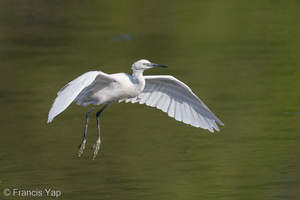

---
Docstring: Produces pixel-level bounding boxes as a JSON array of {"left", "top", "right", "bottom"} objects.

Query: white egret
[{"left": 48, "top": 59, "right": 224, "bottom": 159}]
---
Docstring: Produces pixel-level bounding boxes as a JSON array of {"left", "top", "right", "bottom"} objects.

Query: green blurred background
[{"left": 1, "top": 1, "right": 299, "bottom": 199}]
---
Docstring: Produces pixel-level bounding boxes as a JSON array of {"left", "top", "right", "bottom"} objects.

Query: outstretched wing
[
  {"left": 48, "top": 71, "right": 111, "bottom": 123},
  {"left": 122, "top": 75, "right": 224, "bottom": 132}
]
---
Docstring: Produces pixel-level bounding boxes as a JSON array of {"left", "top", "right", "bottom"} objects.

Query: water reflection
[{"left": 1, "top": 1, "right": 300, "bottom": 200}]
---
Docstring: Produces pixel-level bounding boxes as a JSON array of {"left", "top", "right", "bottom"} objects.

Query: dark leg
[
  {"left": 77, "top": 106, "right": 97, "bottom": 157},
  {"left": 92, "top": 104, "right": 109, "bottom": 160}
]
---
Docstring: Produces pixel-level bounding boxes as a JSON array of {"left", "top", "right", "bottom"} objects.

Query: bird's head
[{"left": 131, "top": 59, "right": 168, "bottom": 71}]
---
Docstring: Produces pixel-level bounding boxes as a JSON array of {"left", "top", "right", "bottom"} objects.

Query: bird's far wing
[
  {"left": 48, "top": 71, "right": 111, "bottom": 123},
  {"left": 123, "top": 75, "right": 224, "bottom": 132}
]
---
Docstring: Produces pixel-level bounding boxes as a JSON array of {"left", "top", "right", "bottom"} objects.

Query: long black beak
[{"left": 147, "top": 63, "right": 168, "bottom": 68}]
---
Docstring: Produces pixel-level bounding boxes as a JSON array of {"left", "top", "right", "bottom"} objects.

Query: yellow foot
[
  {"left": 91, "top": 139, "right": 101, "bottom": 160},
  {"left": 77, "top": 140, "right": 86, "bottom": 157}
]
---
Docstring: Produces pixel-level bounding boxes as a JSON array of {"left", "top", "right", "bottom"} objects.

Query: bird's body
[
  {"left": 48, "top": 59, "right": 224, "bottom": 159},
  {"left": 75, "top": 72, "right": 141, "bottom": 106}
]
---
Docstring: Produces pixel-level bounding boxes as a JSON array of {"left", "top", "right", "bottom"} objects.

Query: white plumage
[
  {"left": 121, "top": 75, "right": 224, "bottom": 132},
  {"left": 48, "top": 59, "right": 224, "bottom": 159}
]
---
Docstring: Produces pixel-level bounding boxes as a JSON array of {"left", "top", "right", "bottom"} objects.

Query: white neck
[{"left": 132, "top": 69, "right": 146, "bottom": 93}]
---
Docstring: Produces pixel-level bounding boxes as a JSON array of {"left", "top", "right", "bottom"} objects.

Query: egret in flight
[{"left": 48, "top": 59, "right": 224, "bottom": 159}]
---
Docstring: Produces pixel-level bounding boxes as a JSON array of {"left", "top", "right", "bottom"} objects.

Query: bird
[{"left": 48, "top": 59, "right": 224, "bottom": 159}]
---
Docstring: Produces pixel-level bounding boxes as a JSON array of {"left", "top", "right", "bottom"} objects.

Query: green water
[{"left": 1, "top": 1, "right": 299, "bottom": 199}]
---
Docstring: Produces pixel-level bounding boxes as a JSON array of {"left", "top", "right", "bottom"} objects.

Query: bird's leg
[
  {"left": 77, "top": 106, "right": 97, "bottom": 157},
  {"left": 92, "top": 104, "right": 109, "bottom": 160}
]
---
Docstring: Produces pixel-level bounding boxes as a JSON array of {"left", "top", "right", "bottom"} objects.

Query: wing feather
[
  {"left": 48, "top": 71, "right": 112, "bottom": 122},
  {"left": 175, "top": 101, "right": 182, "bottom": 121},
  {"left": 182, "top": 101, "right": 190, "bottom": 124},
  {"left": 123, "top": 75, "right": 224, "bottom": 132},
  {"left": 158, "top": 93, "right": 171, "bottom": 112}
]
